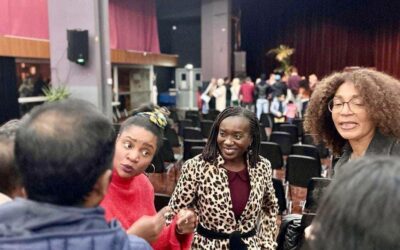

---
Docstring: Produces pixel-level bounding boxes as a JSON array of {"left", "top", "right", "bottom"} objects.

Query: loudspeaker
[
  {"left": 234, "top": 51, "right": 246, "bottom": 75},
  {"left": 67, "top": 29, "right": 89, "bottom": 65}
]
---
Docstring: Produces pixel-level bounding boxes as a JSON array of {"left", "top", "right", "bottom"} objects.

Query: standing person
[
  {"left": 239, "top": 77, "right": 255, "bottom": 111},
  {"left": 304, "top": 68, "right": 400, "bottom": 175},
  {"left": 168, "top": 107, "right": 278, "bottom": 249},
  {"left": 230, "top": 78, "right": 241, "bottom": 107},
  {"left": 287, "top": 66, "right": 301, "bottom": 96},
  {"left": 0, "top": 99, "right": 151, "bottom": 249},
  {"left": 101, "top": 110, "right": 196, "bottom": 249},
  {"left": 202, "top": 78, "right": 217, "bottom": 113},
  {"left": 213, "top": 78, "right": 227, "bottom": 112},
  {"left": 224, "top": 76, "right": 232, "bottom": 107},
  {"left": 255, "top": 74, "right": 273, "bottom": 119}
]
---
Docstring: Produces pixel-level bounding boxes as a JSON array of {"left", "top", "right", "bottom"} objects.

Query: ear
[{"left": 83, "top": 169, "right": 112, "bottom": 207}]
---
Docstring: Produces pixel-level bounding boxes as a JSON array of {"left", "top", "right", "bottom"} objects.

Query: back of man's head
[{"left": 15, "top": 99, "right": 115, "bottom": 206}]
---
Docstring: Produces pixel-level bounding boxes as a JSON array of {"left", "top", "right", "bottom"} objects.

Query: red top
[
  {"left": 101, "top": 171, "right": 192, "bottom": 250},
  {"left": 239, "top": 82, "right": 255, "bottom": 103},
  {"left": 226, "top": 167, "right": 250, "bottom": 219}
]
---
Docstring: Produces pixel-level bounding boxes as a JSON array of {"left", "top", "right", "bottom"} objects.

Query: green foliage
[
  {"left": 43, "top": 86, "right": 71, "bottom": 102},
  {"left": 267, "top": 45, "right": 295, "bottom": 74}
]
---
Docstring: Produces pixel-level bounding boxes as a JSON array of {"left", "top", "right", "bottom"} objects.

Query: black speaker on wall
[{"left": 67, "top": 29, "right": 89, "bottom": 65}]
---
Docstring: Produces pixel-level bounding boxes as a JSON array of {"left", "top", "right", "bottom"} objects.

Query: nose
[
  {"left": 340, "top": 102, "right": 353, "bottom": 115},
  {"left": 224, "top": 136, "right": 234, "bottom": 146},
  {"left": 126, "top": 149, "right": 140, "bottom": 162}
]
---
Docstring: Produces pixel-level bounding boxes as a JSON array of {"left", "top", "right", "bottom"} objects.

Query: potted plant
[
  {"left": 267, "top": 45, "right": 295, "bottom": 75},
  {"left": 43, "top": 85, "right": 71, "bottom": 102}
]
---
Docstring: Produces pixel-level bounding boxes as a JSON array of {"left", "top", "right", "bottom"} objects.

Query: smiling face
[
  {"left": 332, "top": 81, "right": 376, "bottom": 147},
  {"left": 113, "top": 125, "right": 157, "bottom": 178},
  {"left": 217, "top": 116, "right": 253, "bottom": 164}
]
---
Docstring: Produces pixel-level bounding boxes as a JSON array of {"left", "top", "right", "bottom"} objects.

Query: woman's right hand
[{"left": 127, "top": 206, "right": 169, "bottom": 243}]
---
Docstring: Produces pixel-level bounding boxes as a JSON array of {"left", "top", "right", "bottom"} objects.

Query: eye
[
  {"left": 333, "top": 100, "right": 343, "bottom": 106},
  {"left": 123, "top": 141, "right": 132, "bottom": 149},
  {"left": 219, "top": 131, "right": 225, "bottom": 137},
  {"left": 234, "top": 134, "right": 242, "bottom": 140},
  {"left": 351, "top": 98, "right": 365, "bottom": 106},
  {"left": 141, "top": 150, "right": 151, "bottom": 157}
]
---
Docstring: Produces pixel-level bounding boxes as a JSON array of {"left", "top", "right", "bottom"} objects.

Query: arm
[
  {"left": 258, "top": 161, "right": 279, "bottom": 250},
  {"left": 167, "top": 158, "right": 199, "bottom": 218}
]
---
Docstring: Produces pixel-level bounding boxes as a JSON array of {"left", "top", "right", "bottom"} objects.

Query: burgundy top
[{"left": 226, "top": 167, "right": 251, "bottom": 219}]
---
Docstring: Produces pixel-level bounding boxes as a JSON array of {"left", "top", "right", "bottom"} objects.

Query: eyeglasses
[{"left": 328, "top": 97, "right": 366, "bottom": 113}]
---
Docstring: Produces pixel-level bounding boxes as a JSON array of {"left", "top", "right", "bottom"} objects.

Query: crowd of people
[
  {"left": 1, "top": 67, "right": 400, "bottom": 249},
  {"left": 199, "top": 67, "right": 316, "bottom": 124}
]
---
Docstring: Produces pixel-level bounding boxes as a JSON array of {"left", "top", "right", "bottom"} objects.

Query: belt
[{"left": 197, "top": 224, "right": 256, "bottom": 250}]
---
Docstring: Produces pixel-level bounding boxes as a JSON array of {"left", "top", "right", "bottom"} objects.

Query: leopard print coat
[{"left": 168, "top": 154, "right": 278, "bottom": 249}]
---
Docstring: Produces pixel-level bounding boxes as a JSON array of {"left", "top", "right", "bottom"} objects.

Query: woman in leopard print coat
[{"left": 168, "top": 107, "right": 278, "bottom": 249}]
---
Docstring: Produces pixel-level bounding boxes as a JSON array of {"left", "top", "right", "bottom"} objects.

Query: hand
[
  {"left": 176, "top": 208, "right": 197, "bottom": 235},
  {"left": 127, "top": 206, "right": 169, "bottom": 243}
]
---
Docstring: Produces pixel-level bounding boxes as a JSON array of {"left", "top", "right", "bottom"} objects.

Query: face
[
  {"left": 113, "top": 125, "right": 157, "bottom": 178},
  {"left": 331, "top": 81, "right": 376, "bottom": 145},
  {"left": 217, "top": 116, "right": 253, "bottom": 163}
]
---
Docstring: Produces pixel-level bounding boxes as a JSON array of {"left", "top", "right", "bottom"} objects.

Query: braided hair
[{"left": 202, "top": 107, "right": 261, "bottom": 167}]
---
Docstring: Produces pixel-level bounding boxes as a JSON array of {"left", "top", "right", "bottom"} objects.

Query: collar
[{"left": 110, "top": 169, "right": 135, "bottom": 188}]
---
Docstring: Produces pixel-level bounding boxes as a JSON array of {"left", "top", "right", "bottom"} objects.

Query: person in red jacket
[{"left": 101, "top": 110, "right": 196, "bottom": 249}]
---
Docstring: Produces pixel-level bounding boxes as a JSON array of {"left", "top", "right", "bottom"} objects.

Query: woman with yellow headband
[{"left": 101, "top": 109, "right": 197, "bottom": 249}]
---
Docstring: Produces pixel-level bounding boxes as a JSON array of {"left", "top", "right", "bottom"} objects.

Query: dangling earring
[{"left": 248, "top": 148, "right": 253, "bottom": 156}]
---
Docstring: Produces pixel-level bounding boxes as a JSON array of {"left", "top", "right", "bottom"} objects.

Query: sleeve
[
  {"left": 167, "top": 158, "right": 199, "bottom": 220},
  {"left": 151, "top": 217, "right": 193, "bottom": 250},
  {"left": 270, "top": 100, "right": 278, "bottom": 115},
  {"left": 258, "top": 160, "right": 279, "bottom": 250}
]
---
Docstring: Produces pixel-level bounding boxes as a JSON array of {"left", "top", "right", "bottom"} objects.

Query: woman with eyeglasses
[{"left": 304, "top": 68, "right": 400, "bottom": 175}]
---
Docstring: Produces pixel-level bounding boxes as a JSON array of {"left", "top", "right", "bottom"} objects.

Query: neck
[
  {"left": 349, "top": 130, "right": 376, "bottom": 159},
  {"left": 224, "top": 156, "right": 247, "bottom": 172}
]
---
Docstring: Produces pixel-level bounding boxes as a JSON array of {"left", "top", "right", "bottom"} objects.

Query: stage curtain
[
  {"left": 109, "top": 0, "right": 160, "bottom": 53},
  {"left": 0, "top": 57, "right": 20, "bottom": 124}
]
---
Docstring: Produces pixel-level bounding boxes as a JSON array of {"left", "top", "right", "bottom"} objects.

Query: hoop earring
[
  {"left": 149, "top": 163, "right": 156, "bottom": 174},
  {"left": 248, "top": 149, "right": 253, "bottom": 156}
]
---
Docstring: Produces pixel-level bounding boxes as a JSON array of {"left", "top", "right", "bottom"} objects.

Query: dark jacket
[
  {"left": 334, "top": 130, "right": 400, "bottom": 175},
  {"left": 0, "top": 198, "right": 151, "bottom": 250}
]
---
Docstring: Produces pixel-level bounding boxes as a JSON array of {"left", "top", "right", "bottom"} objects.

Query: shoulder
[
  {"left": 256, "top": 156, "right": 272, "bottom": 174},
  {"left": 182, "top": 155, "right": 207, "bottom": 172}
]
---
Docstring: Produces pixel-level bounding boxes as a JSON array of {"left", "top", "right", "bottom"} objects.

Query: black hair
[
  {"left": 202, "top": 107, "right": 261, "bottom": 167},
  {"left": 15, "top": 99, "right": 115, "bottom": 206},
  {"left": 308, "top": 156, "right": 400, "bottom": 250},
  {"left": 0, "top": 120, "right": 22, "bottom": 197},
  {"left": 0, "top": 136, "right": 21, "bottom": 197},
  {"left": 119, "top": 114, "right": 164, "bottom": 151}
]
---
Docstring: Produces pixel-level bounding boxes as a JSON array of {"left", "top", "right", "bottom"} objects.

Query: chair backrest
[
  {"left": 291, "top": 144, "right": 320, "bottom": 161},
  {"left": 278, "top": 124, "right": 299, "bottom": 143},
  {"left": 259, "top": 123, "right": 269, "bottom": 142},
  {"left": 270, "top": 131, "right": 293, "bottom": 155},
  {"left": 164, "top": 126, "right": 180, "bottom": 147},
  {"left": 149, "top": 153, "right": 165, "bottom": 173},
  {"left": 159, "top": 138, "right": 176, "bottom": 163},
  {"left": 183, "top": 127, "right": 203, "bottom": 140},
  {"left": 154, "top": 193, "right": 171, "bottom": 212},
  {"left": 272, "top": 122, "right": 290, "bottom": 132},
  {"left": 200, "top": 120, "right": 214, "bottom": 138},
  {"left": 183, "top": 139, "right": 206, "bottom": 161},
  {"left": 190, "top": 146, "right": 204, "bottom": 158},
  {"left": 203, "top": 109, "right": 220, "bottom": 121},
  {"left": 292, "top": 118, "right": 304, "bottom": 137},
  {"left": 259, "top": 141, "right": 283, "bottom": 169},
  {"left": 286, "top": 155, "right": 321, "bottom": 188},
  {"left": 178, "top": 119, "right": 194, "bottom": 136},
  {"left": 302, "top": 134, "right": 315, "bottom": 145},
  {"left": 186, "top": 113, "right": 201, "bottom": 127},
  {"left": 304, "top": 177, "right": 332, "bottom": 213},
  {"left": 301, "top": 134, "right": 330, "bottom": 159},
  {"left": 260, "top": 113, "right": 274, "bottom": 128},
  {"left": 272, "top": 178, "right": 287, "bottom": 214}
]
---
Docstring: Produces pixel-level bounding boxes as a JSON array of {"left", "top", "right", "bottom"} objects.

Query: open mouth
[
  {"left": 339, "top": 122, "right": 358, "bottom": 130},
  {"left": 222, "top": 147, "right": 237, "bottom": 155},
  {"left": 121, "top": 164, "right": 134, "bottom": 174}
]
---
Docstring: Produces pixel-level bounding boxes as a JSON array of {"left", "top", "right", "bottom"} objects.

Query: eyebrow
[
  {"left": 333, "top": 94, "right": 362, "bottom": 99},
  {"left": 124, "top": 136, "right": 155, "bottom": 150}
]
